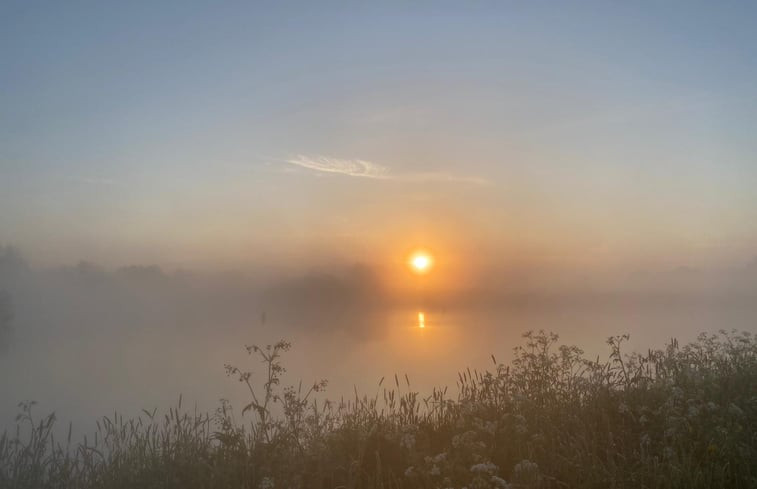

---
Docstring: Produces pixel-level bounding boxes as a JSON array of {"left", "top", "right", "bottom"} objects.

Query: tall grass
[{"left": 2, "top": 330, "right": 756, "bottom": 488}]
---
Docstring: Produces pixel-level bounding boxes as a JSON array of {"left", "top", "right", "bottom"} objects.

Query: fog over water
[{"left": 2, "top": 245, "right": 756, "bottom": 433}]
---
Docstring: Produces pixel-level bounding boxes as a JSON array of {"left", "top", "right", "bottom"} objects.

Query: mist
[{"left": 2, "top": 244, "right": 756, "bottom": 434}]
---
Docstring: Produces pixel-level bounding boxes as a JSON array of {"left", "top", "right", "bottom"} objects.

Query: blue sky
[{"left": 2, "top": 1, "right": 756, "bottom": 271}]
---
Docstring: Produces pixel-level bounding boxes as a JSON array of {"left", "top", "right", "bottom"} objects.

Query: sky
[
  {"left": 2, "top": 1, "right": 757, "bottom": 275},
  {"left": 2, "top": 2, "right": 757, "bottom": 430}
]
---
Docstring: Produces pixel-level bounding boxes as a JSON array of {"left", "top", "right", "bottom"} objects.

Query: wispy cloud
[
  {"left": 282, "top": 155, "right": 487, "bottom": 185},
  {"left": 285, "top": 155, "right": 390, "bottom": 179}
]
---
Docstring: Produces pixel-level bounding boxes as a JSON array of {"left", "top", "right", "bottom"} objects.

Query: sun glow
[
  {"left": 408, "top": 251, "right": 433, "bottom": 274},
  {"left": 418, "top": 312, "right": 425, "bottom": 328}
]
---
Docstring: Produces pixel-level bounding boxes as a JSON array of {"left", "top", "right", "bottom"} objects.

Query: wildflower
[
  {"left": 728, "top": 403, "right": 744, "bottom": 417},
  {"left": 514, "top": 414, "right": 528, "bottom": 434},
  {"left": 453, "top": 430, "right": 478, "bottom": 449},
  {"left": 491, "top": 475, "right": 511, "bottom": 488},
  {"left": 258, "top": 477, "right": 274, "bottom": 489},
  {"left": 404, "top": 466, "right": 415, "bottom": 477},
  {"left": 432, "top": 452, "right": 447, "bottom": 464},
  {"left": 514, "top": 459, "right": 539, "bottom": 475},
  {"left": 430, "top": 465, "right": 441, "bottom": 476},
  {"left": 400, "top": 433, "right": 416, "bottom": 450},
  {"left": 470, "top": 461, "right": 499, "bottom": 475}
]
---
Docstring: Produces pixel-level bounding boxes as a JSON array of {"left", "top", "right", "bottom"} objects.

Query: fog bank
[{"left": 2, "top": 245, "right": 757, "bottom": 433}]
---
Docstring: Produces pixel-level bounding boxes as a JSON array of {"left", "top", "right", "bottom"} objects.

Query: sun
[
  {"left": 408, "top": 251, "right": 433, "bottom": 274},
  {"left": 413, "top": 255, "right": 430, "bottom": 270}
]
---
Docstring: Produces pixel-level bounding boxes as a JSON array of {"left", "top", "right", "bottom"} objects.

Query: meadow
[{"left": 2, "top": 329, "right": 756, "bottom": 489}]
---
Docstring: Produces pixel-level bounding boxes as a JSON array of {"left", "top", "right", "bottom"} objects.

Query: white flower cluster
[
  {"left": 257, "top": 476, "right": 274, "bottom": 489},
  {"left": 399, "top": 424, "right": 418, "bottom": 450},
  {"left": 513, "top": 414, "right": 528, "bottom": 434},
  {"left": 490, "top": 475, "right": 511, "bottom": 488},
  {"left": 513, "top": 459, "right": 539, "bottom": 476},
  {"left": 470, "top": 461, "right": 499, "bottom": 475},
  {"left": 400, "top": 432, "right": 416, "bottom": 450}
]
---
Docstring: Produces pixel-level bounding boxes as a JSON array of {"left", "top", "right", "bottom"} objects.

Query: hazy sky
[
  {"left": 3, "top": 2, "right": 757, "bottom": 432},
  {"left": 2, "top": 1, "right": 757, "bottom": 276}
]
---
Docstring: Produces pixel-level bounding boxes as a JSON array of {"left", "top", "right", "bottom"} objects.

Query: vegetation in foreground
[{"left": 2, "top": 330, "right": 757, "bottom": 489}]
